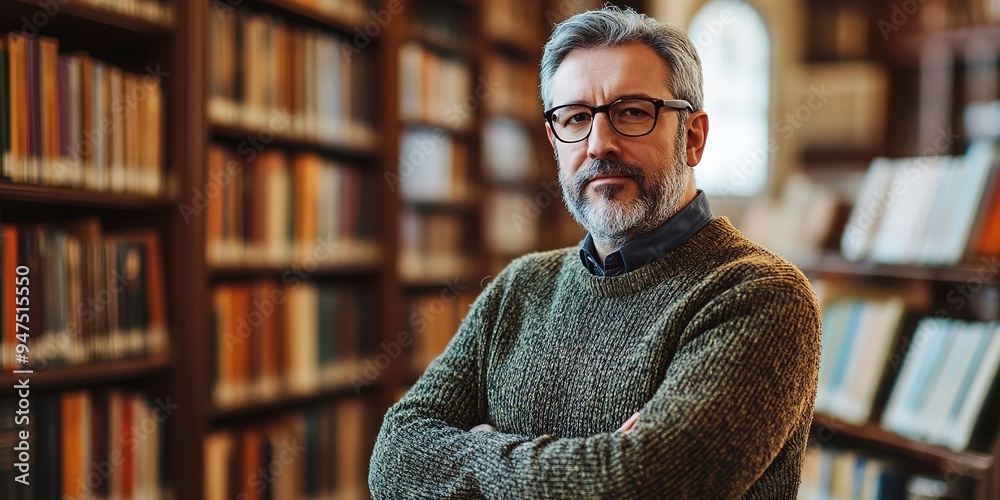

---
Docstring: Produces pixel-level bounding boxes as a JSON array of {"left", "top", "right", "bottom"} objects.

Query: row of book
[
  {"left": 406, "top": 290, "right": 474, "bottom": 371},
  {"left": 204, "top": 400, "right": 369, "bottom": 500},
  {"left": 0, "top": 222, "right": 168, "bottom": 373},
  {"left": 0, "top": 389, "right": 168, "bottom": 500},
  {"left": 483, "top": 0, "right": 542, "bottom": 46},
  {"left": 205, "top": 145, "right": 379, "bottom": 267},
  {"left": 882, "top": 317, "right": 1000, "bottom": 451},
  {"left": 815, "top": 294, "right": 905, "bottom": 424},
  {"left": 840, "top": 140, "right": 998, "bottom": 266},
  {"left": 0, "top": 34, "right": 165, "bottom": 195},
  {"left": 74, "top": 0, "right": 174, "bottom": 26},
  {"left": 816, "top": 292, "right": 1000, "bottom": 451},
  {"left": 211, "top": 281, "right": 375, "bottom": 408},
  {"left": 798, "top": 446, "right": 972, "bottom": 500},
  {"left": 914, "top": 0, "right": 1000, "bottom": 32},
  {"left": 485, "top": 189, "right": 543, "bottom": 257},
  {"left": 399, "top": 211, "right": 475, "bottom": 282},
  {"left": 399, "top": 41, "right": 473, "bottom": 131},
  {"left": 482, "top": 55, "right": 541, "bottom": 123},
  {"left": 206, "top": 9, "right": 377, "bottom": 147},
  {"left": 397, "top": 127, "right": 471, "bottom": 202},
  {"left": 410, "top": 0, "right": 471, "bottom": 47},
  {"left": 482, "top": 116, "right": 536, "bottom": 183}
]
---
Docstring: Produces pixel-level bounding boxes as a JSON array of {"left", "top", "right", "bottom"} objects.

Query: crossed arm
[{"left": 368, "top": 278, "right": 821, "bottom": 499}]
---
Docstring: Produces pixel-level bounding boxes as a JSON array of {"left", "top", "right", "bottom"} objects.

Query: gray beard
[{"left": 558, "top": 148, "right": 691, "bottom": 248}]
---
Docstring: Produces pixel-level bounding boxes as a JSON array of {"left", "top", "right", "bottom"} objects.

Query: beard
[{"left": 558, "top": 135, "right": 691, "bottom": 247}]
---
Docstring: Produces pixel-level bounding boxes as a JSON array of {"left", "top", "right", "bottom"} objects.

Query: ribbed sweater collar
[{"left": 565, "top": 217, "right": 744, "bottom": 297}]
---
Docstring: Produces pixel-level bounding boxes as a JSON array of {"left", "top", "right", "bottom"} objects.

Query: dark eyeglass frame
[{"left": 542, "top": 97, "right": 695, "bottom": 143}]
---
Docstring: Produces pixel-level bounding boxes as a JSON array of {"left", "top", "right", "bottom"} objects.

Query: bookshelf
[
  {"left": 0, "top": 0, "right": 179, "bottom": 497},
  {"left": 790, "top": 0, "right": 1000, "bottom": 497}
]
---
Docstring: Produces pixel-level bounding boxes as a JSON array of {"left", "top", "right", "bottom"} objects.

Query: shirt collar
[{"left": 579, "top": 190, "right": 714, "bottom": 276}]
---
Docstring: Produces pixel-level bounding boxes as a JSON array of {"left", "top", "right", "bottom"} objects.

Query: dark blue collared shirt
[{"left": 580, "top": 190, "right": 714, "bottom": 276}]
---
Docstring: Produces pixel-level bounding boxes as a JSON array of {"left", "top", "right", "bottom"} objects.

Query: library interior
[{"left": 1, "top": 0, "right": 1000, "bottom": 498}]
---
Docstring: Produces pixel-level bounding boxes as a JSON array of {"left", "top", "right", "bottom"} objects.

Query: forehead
[{"left": 550, "top": 43, "right": 672, "bottom": 105}]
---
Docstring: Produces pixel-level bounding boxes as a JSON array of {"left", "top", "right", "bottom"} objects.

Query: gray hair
[{"left": 540, "top": 6, "right": 704, "bottom": 117}]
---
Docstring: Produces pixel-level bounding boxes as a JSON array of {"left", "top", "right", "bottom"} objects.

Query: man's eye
[
  {"left": 618, "top": 107, "right": 649, "bottom": 118},
  {"left": 566, "top": 112, "right": 592, "bottom": 124}
]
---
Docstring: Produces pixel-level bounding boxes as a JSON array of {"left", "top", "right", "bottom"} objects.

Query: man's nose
[{"left": 587, "top": 112, "right": 622, "bottom": 159}]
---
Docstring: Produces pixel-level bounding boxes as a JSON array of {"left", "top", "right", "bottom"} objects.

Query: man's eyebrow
[{"left": 553, "top": 93, "right": 659, "bottom": 107}]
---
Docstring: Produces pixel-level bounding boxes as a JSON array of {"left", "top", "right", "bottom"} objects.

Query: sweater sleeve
[
  {"left": 471, "top": 276, "right": 822, "bottom": 499},
  {"left": 369, "top": 271, "right": 527, "bottom": 499}
]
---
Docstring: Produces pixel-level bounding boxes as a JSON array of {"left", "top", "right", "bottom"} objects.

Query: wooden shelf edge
[
  {"left": 8, "top": 0, "right": 174, "bottom": 35},
  {"left": 0, "top": 355, "right": 171, "bottom": 395},
  {"left": 406, "top": 30, "right": 476, "bottom": 60},
  {"left": 797, "top": 252, "right": 1000, "bottom": 285},
  {"left": 210, "top": 376, "right": 376, "bottom": 424},
  {"left": 233, "top": 0, "right": 367, "bottom": 34},
  {"left": 209, "top": 122, "right": 380, "bottom": 161},
  {"left": 208, "top": 261, "right": 382, "bottom": 279},
  {"left": 0, "top": 182, "right": 175, "bottom": 210},
  {"left": 811, "top": 413, "right": 995, "bottom": 478}
]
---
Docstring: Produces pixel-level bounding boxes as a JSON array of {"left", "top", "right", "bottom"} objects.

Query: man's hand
[
  {"left": 470, "top": 423, "right": 495, "bottom": 432},
  {"left": 616, "top": 412, "right": 640, "bottom": 434}
]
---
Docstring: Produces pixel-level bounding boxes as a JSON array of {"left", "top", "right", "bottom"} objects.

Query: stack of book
[
  {"left": 211, "top": 281, "right": 374, "bottom": 408},
  {"left": 799, "top": 446, "right": 909, "bottom": 500},
  {"left": 840, "top": 141, "right": 998, "bottom": 265},
  {"left": 0, "top": 389, "right": 169, "bottom": 499},
  {"left": 397, "top": 128, "right": 471, "bottom": 203},
  {"left": 881, "top": 318, "right": 1000, "bottom": 451},
  {"left": 398, "top": 211, "right": 474, "bottom": 282},
  {"left": 204, "top": 400, "right": 369, "bottom": 499},
  {"left": 206, "top": 10, "right": 377, "bottom": 147},
  {"left": 205, "top": 146, "right": 379, "bottom": 267},
  {"left": 406, "top": 290, "right": 475, "bottom": 371},
  {"left": 398, "top": 42, "right": 473, "bottom": 130},
  {"left": 0, "top": 34, "right": 165, "bottom": 195},
  {"left": 0, "top": 221, "right": 168, "bottom": 372},
  {"left": 814, "top": 294, "right": 906, "bottom": 424}
]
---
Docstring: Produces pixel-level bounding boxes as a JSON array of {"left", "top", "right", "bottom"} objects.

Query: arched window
[{"left": 688, "top": 0, "right": 771, "bottom": 197}]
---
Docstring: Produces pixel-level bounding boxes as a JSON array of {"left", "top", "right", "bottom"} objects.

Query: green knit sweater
[{"left": 369, "top": 217, "right": 822, "bottom": 499}]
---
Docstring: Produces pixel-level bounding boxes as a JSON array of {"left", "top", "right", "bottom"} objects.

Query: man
[{"left": 370, "top": 7, "right": 821, "bottom": 498}]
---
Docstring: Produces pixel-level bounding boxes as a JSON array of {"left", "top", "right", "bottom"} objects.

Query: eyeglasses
[{"left": 543, "top": 97, "right": 694, "bottom": 143}]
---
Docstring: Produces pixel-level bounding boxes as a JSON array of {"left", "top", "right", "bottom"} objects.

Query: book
[
  {"left": 0, "top": 33, "right": 165, "bottom": 194},
  {"left": 204, "top": 400, "right": 370, "bottom": 499},
  {"left": 207, "top": 10, "right": 377, "bottom": 147},
  {"left": 211, "top": 281, "right": 374, "bottom": 408}
]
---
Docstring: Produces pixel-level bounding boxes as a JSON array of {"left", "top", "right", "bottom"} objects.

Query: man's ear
[
  {"left": 545, "top": 121, "right": 556, "bottom": 150},
  {"left": 685, "top": 111, "right": 709, "bottom": 167}
]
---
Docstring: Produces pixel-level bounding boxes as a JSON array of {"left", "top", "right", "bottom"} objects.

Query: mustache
[{"left": 573, "top": 159, "right": 647, "bottom": 196}]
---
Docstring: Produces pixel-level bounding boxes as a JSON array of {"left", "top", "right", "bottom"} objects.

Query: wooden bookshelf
[
  {"left": 799, "top": 252, "right": 1000, "bottom": 285},
  {"left": 210, "top": 123, "right": 380, "bottom": 162},
  {"left": 812, "top": 412, "right": 996, "bottom": 479},
  {"left": 225, "top": 0, "right": 366, "bottom": 33},
  {"left": 5, "top": 0, "right": 174, "bottom": 34},
  {"left": 0, "top": 355, "right": 171, "bottom": 395},
  {"left": 0, "top": 182, "right": 176, "bottom": 209},
  {"left": 210, "top": 369, "right": 377, "bottom": 425}
]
